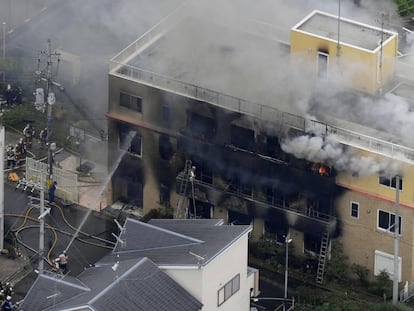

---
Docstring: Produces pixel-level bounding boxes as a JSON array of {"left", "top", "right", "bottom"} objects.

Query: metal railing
[
  {"left": 25, "top": 157, "right": 79, "bottom": 203},
  {"left": 109, "top": 4, "right": 414, "bottom": 165},
  {"left": 112, "top": 61, "right": 414, "bottom": 164},
  {"left": 400, "top": 282, "right": 414, "bottom": 302}
]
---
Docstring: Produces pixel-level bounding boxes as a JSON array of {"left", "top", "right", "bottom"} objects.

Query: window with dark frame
[
  {"left": 351, "top": 201, "right": 359, "bottom": 219},
  {"left": 217, "top": 274, "right": 240, "bottom": 306},
  {"left": 378, "top": 210, "right": 402, "bottom": 234},
  {"left": 379, "top": 174, "right": 403, "bottom": 190},
  {"left": 119, "top": 92, "right": 142, "bottom": 112}
]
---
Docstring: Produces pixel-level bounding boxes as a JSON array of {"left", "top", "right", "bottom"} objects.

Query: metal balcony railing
[
  {"left": 177, "top": 175, "right": 333, "bottom": 225},
  {"left": 110, "top": 4, "right": 414, "bottom": 165}
]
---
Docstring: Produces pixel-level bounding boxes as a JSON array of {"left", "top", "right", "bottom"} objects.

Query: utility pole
[
  {"left": 36, "top": 39, "right": 61, "bottom": 186},
  {"left": 0, "top": 126, "right": 4, "bottom": 252},
  {"left": 392, "top": 175, "right": 400, "bottom": 303},
  {"left": 17, "top": 168, "right": 50, "bottom": 274},
  {"left": 2, "top": 21, "right": 5, "bottom": 83}
]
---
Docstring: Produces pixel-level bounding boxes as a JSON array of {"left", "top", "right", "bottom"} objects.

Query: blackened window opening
[
  {"left": 230, "top": 125, "right": 255, "bottom": 152},
  {"left": 188, "top": 112, "right": 216, "bottom": 140},
  {"left": 118, "top": 123, "right": 142, "bottom": 156}
]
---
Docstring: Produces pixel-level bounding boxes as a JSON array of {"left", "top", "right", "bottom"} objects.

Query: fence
[{"left": 25, "top": 157, "right": 79, "bottom": 204}]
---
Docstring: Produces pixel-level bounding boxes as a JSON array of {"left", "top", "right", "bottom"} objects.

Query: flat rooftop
[
  {"left": 293, "top": 10, "right": 396, "bottom": 52},
  {"left": 110, "top": 11, "right": 414, "bottom": 163},
  {"left": 125, "top": 17, "right": 292, "bottom": 111}
]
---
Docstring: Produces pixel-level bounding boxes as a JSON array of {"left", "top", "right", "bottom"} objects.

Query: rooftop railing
[{"left": 109, "top": 6, "right": 414, "bottom": 165}]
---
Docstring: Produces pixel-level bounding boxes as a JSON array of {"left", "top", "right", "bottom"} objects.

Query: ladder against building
[
  {"left": 174, "top": 160, "right": 192, "bottom": 219},
  {"left": 316, "top": 231, "right": 330, "bottom": 284}
]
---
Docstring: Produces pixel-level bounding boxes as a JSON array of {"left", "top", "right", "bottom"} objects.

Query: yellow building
[
  {"left": 107, "top": 5, "right": 414, "bottom": 297},
  {"left": 291, "top": 10, "right": 398, "bottom": 95}
]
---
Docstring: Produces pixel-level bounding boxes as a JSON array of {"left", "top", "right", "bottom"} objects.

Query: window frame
[
  {"left": 317, "top": 51, "right": 329, "bottom": 79},
  {"left": 119, "top": 91, "right": 142, "bottom": 113},
  {"left": 377, "top": 209, "right": 402, "bottom": 235},
  {"left": 350, "top": 201, "right": 359, "bottom": 219},
  {"left": 379, "top": 174, "right": 403, "bottom": 191},
  {"left": 217, "top": 274, "right": 240, "bottom": 306}
]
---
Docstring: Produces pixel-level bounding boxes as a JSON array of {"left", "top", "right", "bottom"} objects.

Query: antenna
[
  {"left": 114, "top": 219, "right": 125, "bottom": 233},
  {"left": 111, "top": 233, "right": 125, "bottom": 248}
]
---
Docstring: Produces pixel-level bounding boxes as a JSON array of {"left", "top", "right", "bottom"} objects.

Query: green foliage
[
  {"left": 296, "top": 286, "right": 325, "bottom": 306},
  {"left": 371, "top": 270, "right": 392, "bottom": 299},
  {"left": 2, "top": 104, "right": 45, "bottom": 130},
  {"left": 325, "top": 240, "right": 349, "bottom": 283},
  {"left": 395, "top": 0, "right": 414, "bottom": 16},
  {"left": 0, "top": 57, "right": 22, "bottom": 72},
  {"left": 370, "top": 303, "right": 410, "bottom": 311},
  {"left": 351, "top": 263, "right": 370, "bottom": 287}
]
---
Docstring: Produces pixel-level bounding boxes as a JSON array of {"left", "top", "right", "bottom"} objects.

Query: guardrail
[{"left": 109, "top": 5, "right": 414, "bottom": 165}]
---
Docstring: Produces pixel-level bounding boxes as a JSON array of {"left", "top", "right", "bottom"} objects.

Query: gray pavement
[{"left": 2, "top": 127, "right": 117, "bottom": 303}]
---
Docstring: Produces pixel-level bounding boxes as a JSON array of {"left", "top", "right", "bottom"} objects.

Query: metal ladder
[
  {"left": 316, "top": 231, "right": 330, "bottom": 284},
  {"left": 174, "top": 160, "right": 192, "bottom": 219}
]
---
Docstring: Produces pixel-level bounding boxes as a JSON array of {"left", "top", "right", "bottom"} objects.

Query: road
[{"left": 3, "top": 181, "right": 117, "bottom": 300}]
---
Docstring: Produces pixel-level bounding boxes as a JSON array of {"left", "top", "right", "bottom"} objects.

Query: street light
[{"left": 284, "top": 235, "right": 293, "bottom": 311}]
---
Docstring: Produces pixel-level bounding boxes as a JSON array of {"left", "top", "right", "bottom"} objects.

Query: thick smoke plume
[{"left": 281, "top": 135, "right": 402, "bottom": 176}]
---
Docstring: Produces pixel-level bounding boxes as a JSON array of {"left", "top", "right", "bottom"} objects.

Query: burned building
[{"left": 107, "top": 6, "right": 414, "bottom": 287}]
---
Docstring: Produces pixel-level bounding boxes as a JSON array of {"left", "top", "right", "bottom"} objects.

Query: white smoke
[{"left": 281, "top": 134, "right": 402, "bottom": 176}]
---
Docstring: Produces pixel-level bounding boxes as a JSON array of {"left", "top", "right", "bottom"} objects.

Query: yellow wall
[
  {"left": 336, "top": 160, "right": 414, "bottom": 208},
  {"left": 290, "top": 30, "right": 397, "bottom": 94}
]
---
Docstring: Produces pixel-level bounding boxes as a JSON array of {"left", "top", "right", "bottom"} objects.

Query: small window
[
  {"left": 120, "top": 92, "right": 142, "bottom": 112},
  {"left": 379, "top": 175, "right": 403, "bottom": 190},
  {"left": 350, "top": 201, "right": 359, "bottom": 219},
  {"left": 378, "top": 210, "right": 402, "bottom": 234},
  {"left": 217, "top": 274, "right": 240, "bottom": 306},
  {"left": 218, "top": 288, "right": 225, "bottom": 306},
  {"left": 317, "top": 51, "right": 329, "bottom": 79}
]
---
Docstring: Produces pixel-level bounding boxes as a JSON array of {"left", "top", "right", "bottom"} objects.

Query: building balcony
[{"left": 176, "top": 173, "right": 337, "bottom": 236}]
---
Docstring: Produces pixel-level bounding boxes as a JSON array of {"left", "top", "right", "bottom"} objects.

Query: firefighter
[
  {"left": 6, "top": 145, "right": 16, "bottom": 169},
  {"left": 0, "top": 296, "right": 13, "bottom": 311},
  {"left": 23, "top": 124, "right": 34, "bottom": 148},
  {"left": 54, "top": 251, "right": 68, "bottom": 274},
  {"left": 39, "top": 128, "right": 48, "bottom": 149},
  {"left": 48, "top": 181, "right": 57, "bottom": 203},
  {"left": 15, "top": 138, "right": 26, "bottom": 165}
]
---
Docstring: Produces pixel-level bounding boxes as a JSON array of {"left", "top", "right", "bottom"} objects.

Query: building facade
[{"left": 107, "top": 6, "right": 414, "bottom": 289}]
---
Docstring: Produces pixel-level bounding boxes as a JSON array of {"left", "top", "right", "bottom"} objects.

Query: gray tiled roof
[
  {"left": 22, "top": 258, "right": 202, "bottom": 311},
  {"left": 98, "top": 218, "right": 251, "bottom": 267},
  {"left": 19, "top": 272, "right": 90, "bottom": 311},
  {"left": 114, "top": 218, "right": 202, "bottom": 253}
]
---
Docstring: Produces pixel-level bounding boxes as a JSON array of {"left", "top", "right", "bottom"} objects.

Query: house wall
[
  {"left": 163, "top": 268, "right": 203, "bottom": 302},
  {"left": 290, "top": 30, "right": 397, "bottom": 94},
  {"left": 162, "top": 233, "right": 250, "bottom": 311},
  {"left": 335, "top": 182, "right": 414, "bottom": 283},
  {"left": 202, "top": 234, "right": 250, "bottom": 311}
]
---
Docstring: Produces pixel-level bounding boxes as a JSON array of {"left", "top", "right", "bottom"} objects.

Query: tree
[{"left": 325, "top": 240, "right": 349, "bottom": 283}]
